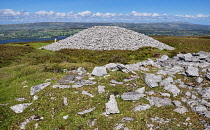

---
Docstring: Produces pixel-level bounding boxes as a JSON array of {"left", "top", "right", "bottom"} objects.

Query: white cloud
[
  {"left": 0, "top": 9, "right": 209, "bottom": 24},
  {"left": 77, "top": 11, "right": 92, "bottom": 17}
]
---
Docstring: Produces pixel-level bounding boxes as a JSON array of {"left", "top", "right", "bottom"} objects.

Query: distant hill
[{"left": 0, "top": 22, "right": 210, "bottom": 41}]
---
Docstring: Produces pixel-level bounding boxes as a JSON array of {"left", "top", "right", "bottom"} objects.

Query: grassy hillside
[{"left": 0, "top": 36, "right": 210, "bottom": 129}]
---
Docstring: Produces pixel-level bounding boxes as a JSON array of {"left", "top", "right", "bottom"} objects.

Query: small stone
[
  {"left": 147, "top": 97, "right": 172, "bottom": 107},
  {"left": 133, "top": 104, "right": 151, "bottom": 111},
  {"left": 172, "top": 100, "right": 182, "bottom": 107},
  {"left": 121, "top": 92, "right": 145, "bottom": 101},
  {"left": 145, "top": 74, "right": 162, "bottom": 88},
  {"left": 10, "top": 103, "right": 32, "bottom": 113},
  {"left": 78, "top": 108, "right": 95, "bottom": 115},
  {"left": 146, "top": 90, "right": 155, "bottom": 95},
  {"left": 72, "top": 80, "right": 96, "bottom": 88},
  {"left": 185, "top": 91, "right": 191, "bottom": 97},
  {"left": 63, "top": 115, "right": 69, "bottom": 119},
  {"left": 159, "top": 92, "right": 170, "bottom": 97},
  {"left": 82, "top": 90, "right": 94, "bottom": 97},
  {"left": 135, "top": 87, "right": 145, "bottom": 94},
  {"left": 174, "top": 106, "right": 188, "bottom": 114},
  {"left": 63, "top": 97, "right": 68, "bottom": 106},
  {"left": 92, "top": 66, "right": 107, "bottom": 76},
  {"left": 33, "top": 95, "right": 38, "bottom": 100},
  {"left": 106, "top": 95, "right": 120, "bottom": 114},
  {"left": 160, "top": 55, "right": 169, "bottom": 62},
  {"left": 194, "top": 105, "right": 208, "bottom": 112},
  {"left": 52, "top": 85, "right": 70, "bottom": 89},
  {"left": 185, "top": 66, "right": 199, "bottom": 77},
  {"left": 98, "top": 85, "right": 105, "bottom": 94},
  {"left": 164, "top": 84, "right": 180, "bottom": 97},
  {"left": 160, "top": 77, "right": 173, "bottom": 86},
  {"left": 121, "top": 117, "right": 134, "bottom": 122},
  {"left": 114, "top": 123, "right": 124, "bottom": 130},
  {"left": 110, "top": 80, "right": 123, "bottom": 84},
  {"left": 196, "top": 77, "right": 203, "bottom": 83},
  {"left": 15, "top": 98, "right": 26, "bottom": 101}
]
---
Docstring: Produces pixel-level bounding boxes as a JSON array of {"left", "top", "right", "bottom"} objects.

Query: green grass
[{"left": 0, "top": 36, "right": 210, "bottom": 129}]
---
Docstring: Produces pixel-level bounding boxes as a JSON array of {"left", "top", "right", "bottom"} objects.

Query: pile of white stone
[{"left": 40, "top": 26, "right": 174, "bottom": 51}]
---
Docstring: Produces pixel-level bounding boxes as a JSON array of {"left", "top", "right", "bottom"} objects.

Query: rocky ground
[
  {"left": 40, "top": 26, "right": 174, "bottom": 51},
  {"left": 6, "top": 51, "right": 210, "bottom": 129}
]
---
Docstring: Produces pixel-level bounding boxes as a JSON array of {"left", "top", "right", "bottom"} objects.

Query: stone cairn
[{"left": 40, "top": 26, "right": 174, "bottom": 51}]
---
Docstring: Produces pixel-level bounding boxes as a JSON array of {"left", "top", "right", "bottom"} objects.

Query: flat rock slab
[
  {"left": 106, "top": 94, "right": 120, "bottom": 114},
  {"left": 10, "top": 103, "right": 32, "bottom": 113},
  {"left": 57, "top": 74, "right": 83, "bottom": 84},
  {"left": 121, "top": 92, "right": 145, "bottom": 101},
  {"left": 173, "top": 106, "right": 188, "bottom": 114},
  {"left": 30, "top": 82, "right": 51, "bottom": 95},
  {"left": 164, "top": 84, "right": 180, "bottom": 97},
  {"left": 72, "top": 80, "right": 96, "bottom": 88},
  {"left": 133, "top": 104, "right": 151, "bottom": 111},
  {"left": 92, "top": 66, "right": 107, "bottom": 76},
  {"left": 53, "top": 85, "right": 70, "bottom": 89},
  {"left": 185, "top": 66, "right": 199, "bottom": 77},
  {"left": 147, "top": 97, "right": 172, "bottom": 107}
]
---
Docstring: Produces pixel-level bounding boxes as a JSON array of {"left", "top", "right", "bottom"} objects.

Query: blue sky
[{"left": 0, "top": 0, "right": 210, "bottom": 25}]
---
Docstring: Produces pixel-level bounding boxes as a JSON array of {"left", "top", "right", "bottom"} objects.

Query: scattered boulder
[
  {"left": 121, "top": 92, "right": 145, "bottom": 101},
  {"left": 30, "top": 82, "right": 51, "bottom": 95},
  {"left": 92, "top": 66, "right": 107, "bottom": 76},
  {"left": 164, "top": 84, "right": 180, "bottom": 97},
  {"left": 185, "top": 66, "right": 199, "bottom": 77},
  {"left": 10, "top": 103, "right": 32, "bottom": 113},
  {"left": 106, "top": 95, "right": 120, "bottom": 114}
]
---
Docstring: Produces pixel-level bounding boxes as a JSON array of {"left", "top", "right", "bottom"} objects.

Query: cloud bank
[{"left": 0, "top": 9, "right": 209, "bottom": 24}]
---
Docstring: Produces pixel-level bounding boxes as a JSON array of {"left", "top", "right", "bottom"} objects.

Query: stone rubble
[{"left": 40, "top": 26, "right": 174, "bottom": 51}]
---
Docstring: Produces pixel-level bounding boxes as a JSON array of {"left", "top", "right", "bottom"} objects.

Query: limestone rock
[
  {"left": 82, "top": 90, "right": 94, "bottom": 97},
  {"left": 121, "top": 92, "right": 145, "bottom": 101},
  {"left": 164, "top": 84, "right": 180, "bottom": 97},
  {"left": 185, "top": 66, "right": 199, "bottom": 77},
  {"left": 72, "top": 80, "right": 96, "bottom": 88},
  {"left": 10, "top": 103, "right": 32, "bottom": 113},
  {"left": 53, "top": 85, "right": 70, "bottom": 89},
  {"left": 206, "top": 73, "right": 210, "bottom": 81},
  {"left": 110, "top": 80, "right": 123, "bottom": 84},
  {"left": 98, "top": 85, "right": 105, "bottom": 94},
  {"left": 121, "top": 117, "right": 134, "bottom": 122},
  {"left": 159, "top": 55, "right": 169, "bottom": 62},
  {"left": 30, "top": 82, "right": 51, "bottom": 95},
  {"left": 135, "top": 87, "right": 145, "bottom": 94},
  {"left": 147, "top": 97, "right": 172, "bottom": 107},
  {"left": 92, "top": 66, "right": 107, "bottom": 76},
  {"left": 160, "top": 77, "right": 173, "bottom": 86},
  {"left": 173, "top": 106, "right": 188, "bottom": 114},
  {"left": 106, "top": 95, "right": 120, "bottom": 114},
  {"left": 145, "top": 74, "right": 162, "bottom": 88},
  {"left": 133, "top": 104, "right": 151, "bottom": 111},
  {"left": 196, "top": 77, "right": 203, "bottom": 83},
  {"left": 200, "top": 87, "right": 210, "bottom": 99}
]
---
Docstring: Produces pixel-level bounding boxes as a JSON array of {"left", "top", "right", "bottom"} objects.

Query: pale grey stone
[
  {"left": 88, "top": 119, "right": 97, "bottom": 127},
  {"left": 185, "top": 91, "right": 191, "bottom": 97},
  {"left": 133, "top": 104, "right": 151, "bottom": 111},
  {"left": 63, "top": 115, "right": 69, "bottom": 119},
  {"left": 160, "top": 77, "right": 173, "bottom": 86},
  {"left": 206, "top": 73, "right": 210, "bottom": 81},
  {"left": 98, "top": 85, "right": 105, "bottom": 94},
  {"left": 15, "top": 98, "right": 26, "bottom": 101},
  {"left": 185, "top": 66, "right": 199, "bottom": 77},
  {"left": 72, "top": 80, "right": 96, "bottom": 88},
  {"left": 196, "top": 77, "right": 203, "bottom": 83},
  {"left": 82, "top": 90, "right": 94, "bottom": 97},
  {"left": 63, "top": 97, "right": 68, "bottom": 106},
  {"left": 121, "top": 117, "right": 134, "bottom": 122},
  {"left": 172, "top": 100, "right": 182, "bottom": 107},
  {"left": 146, "top": 90, "right": 155, "bottom": 95},
  {"left": 159, "top": 92, "right": 170, "bottom": 97},
  {"left": 114, "top": 123, "right": 124, "bottom": 130},
  {"left": 201, "top": 99, "right": 210, "bottom": 108},
  {"left": 135, "top": 87, "right": 145, "bottom": 94},
  {"left": 194, "top": 105, "right": 208, "bottom": 112},
  {"left": 187, "top": 99, "right": 199, "bottom": 107},
  {"left": 77, "top": 67, "right": 86, "bottom": 74},
  {"left": 183, "top": 53, "right": 193, "bottom": 61},
  {"left": 199, "top": 111, "right": 210, "bottom": 119},
  {"left": 52, "top": 85, "right": 70, "bottom": 89},
  {"left": 92, "top": 66, "right": 107, "bottom": 76},
  {"left": 160, "top": 55, "right": 169, "bottom": 62},
  {"left": 200, "top": 87, "right": 210, "bottom": 99},
  {"left": 147, "top": 97, "right": 172, "bottom": 107},
  {"left": 110, "top": 80, "right": 123, "bottom": 84},
  {"left": 10, "top": 103, "right": 32, "bottom": 113},
  {"left": 106, "top": 95, "right": 120, "bottom": 114},
  {"left": 173, "top": 106, "right": 188, "bottom": 114},
  {"left": 33, "top": 95, "right": 38, "bottom": 100},
  {"left": 30, "top": 82, "right": 51, "bottom": 95},
  {"left": 20, "top": 115, "right": 36, "bottom": 129},
  {"left": 78, "top": 107, "right": 95, "bottom": 115},
  {"left": 145, "top": 74, "right": 162, "bottom": 88},
  {"left": 164, "top": 84, "right": 180, "bottom": 97},
  {"left": 121, "top": 92, "right": 145, "bottom": 101}
]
